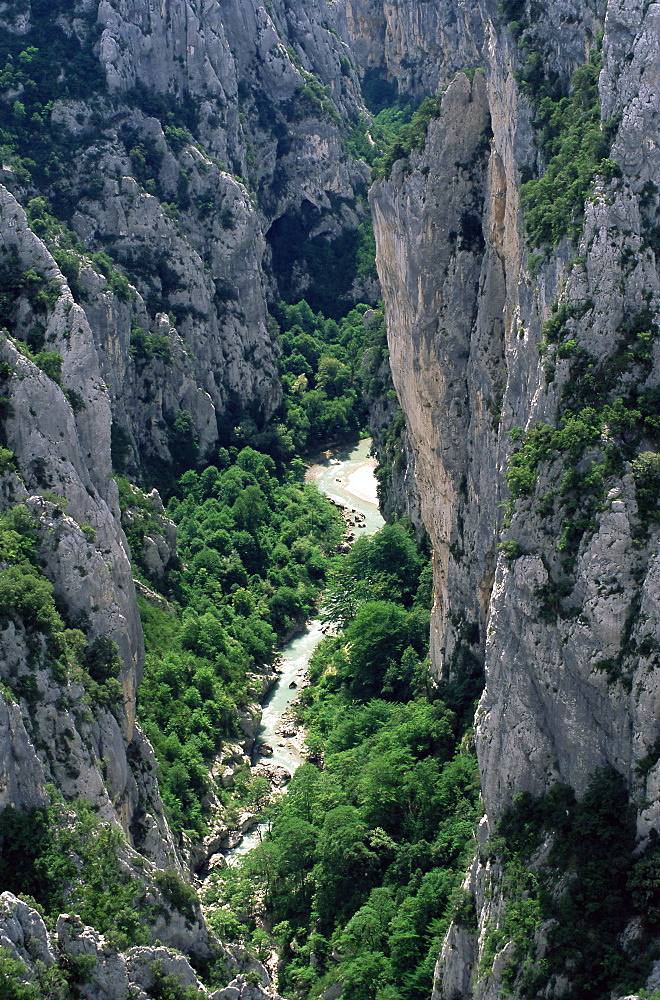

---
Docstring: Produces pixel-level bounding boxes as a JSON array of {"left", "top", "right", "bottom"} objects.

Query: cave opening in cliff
[{"left": 266, "top": 201, "right": 362, "bottom": 319}]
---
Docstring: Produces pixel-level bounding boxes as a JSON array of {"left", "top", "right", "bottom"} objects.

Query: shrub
[
  {"left": 518, "top": 49, "right": 617, "bottom": 247},
  {"left": 33, "top": 349, "right": 63, "bottom": 385},
  {"left": 498, "top": 539, "right": 523, "bottom": 560},
  {"left": 632, "top": 452, "right": 660, "bottom": 523},
  {"left": 0, "top": 565, "right": 59, "bottom": 631},
  {"left": 154, "top": 867, "right": 198, "bottom": 923}
]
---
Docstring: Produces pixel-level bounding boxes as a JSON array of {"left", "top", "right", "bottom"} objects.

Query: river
[{"left": 226, "top": 438, "right": 384, "bottom": 861}]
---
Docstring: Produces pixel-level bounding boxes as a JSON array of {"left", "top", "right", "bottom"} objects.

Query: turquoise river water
[{"left": 227, "top": 438, "right": 384, "bottom": 860}]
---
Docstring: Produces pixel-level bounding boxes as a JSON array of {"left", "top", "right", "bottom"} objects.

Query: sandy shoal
[{"left": 343, "top": 462, "right": 379, "bottom": 506}]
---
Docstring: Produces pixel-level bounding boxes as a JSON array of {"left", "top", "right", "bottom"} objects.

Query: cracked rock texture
[
  {"left": 0, "top": 893, "right": 282, "bottom": 1000},
  {"left": 370, "top": 0, "right": 660, "bottom": 996},
  {"left": 345, "top": 0, "right": 484, "bottom": 99},
  {"left": 3, "top": 0, "right": 373, "bottom": 476}
]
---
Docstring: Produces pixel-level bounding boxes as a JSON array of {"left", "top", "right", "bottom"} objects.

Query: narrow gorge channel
[
  {"left": 0, "top": 0, "right": 658, "bottom": 996},
  {"left": 228, "top": 439, "right": 384, "bottom": 863}
]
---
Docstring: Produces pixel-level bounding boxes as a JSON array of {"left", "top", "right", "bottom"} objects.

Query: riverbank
[
  {"left": 305, "top": 438, "right": 379, "bottom": 508},
  {"left": 203, "top": 440, "right": 384, "bottom": 867}
]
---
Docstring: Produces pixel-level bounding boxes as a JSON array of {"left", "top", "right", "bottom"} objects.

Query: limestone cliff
[
  {"left": 371, "top": 0, "right": 660, "bottom": 994},
  {"left": 0, "top": 1, "right": 376, "bottom": 991},
  {"left": 1, "top": 0, "right": 373, "bottom": 477},
  {"left": 371, "top": 70, "right": 498, "bottom": 682},
  {"left": 0, "top": 183, "right": 177, "bottom": 864},
  {"left": 344, "top": 0, "right": 484, "bottom": 99}
]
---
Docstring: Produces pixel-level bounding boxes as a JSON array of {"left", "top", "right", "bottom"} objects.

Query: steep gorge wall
[
  {"left": 371, "top": 70, "right": 500, "bottom": 680},
  {"left": 370, "top": 0, "right": 660, "bottom": 994},
  {"left": 0, "top": 2, "right": 380, "bottom": 991},
  {"left": 1, "top": 0, "right": 373, "bottom": 477},
  {"left": 0, "top": 2, "right": 378, "bottom": 974},
  {"left": 344, "top": 0, "right": 484, "bottom": 98}
]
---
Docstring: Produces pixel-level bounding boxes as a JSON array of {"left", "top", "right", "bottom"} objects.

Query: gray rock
[
  {"left": 0, "top": 692, "right": 49, "bottom": 814},
  {"left": 370, "top": 0, "right": 660, "bottom": 994},
  {"left": 345, "top": 0, "right": 484, "bottom": 98},
  {"left": 0, "top": 893, "right": 57, "bottom": 973},
  {"left": 371, "top": 70, "right": 496, "bottom": 679}
]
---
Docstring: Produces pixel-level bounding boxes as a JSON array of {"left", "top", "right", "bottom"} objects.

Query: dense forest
[
  {"left": 126, "top": 296, "right": 482, "bottom": 1000},
  {"left": 1, "top": 0, "right": 659, "bottom": 998},
  {"left": 205, "top": 522, "right": 481, "bottom": 1000}
]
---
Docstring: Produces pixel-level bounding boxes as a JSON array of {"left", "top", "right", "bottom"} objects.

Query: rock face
[
  {"left": 344, "top": 0, "right": 484, "bottom": 99},
  {"left": 0, "top": 2, "right": 383, "bottom": 989},
  {"left": 0, "top": 892, "right": 283, "bottom": 1000},
  {"left": 2, "top": 0, "right": 373, "bottom": 477},
  {"left": 371, "top": 70, "right": 497, "bottom": 677},
  {"left": 2, "top": 0, "right": 659, "bottom": 995},
  {"left": 0, "top": 187, "right": 179, "bottom": 861},
  {"left": 370, "top": 0, "right": 660, "bottom": 994}
]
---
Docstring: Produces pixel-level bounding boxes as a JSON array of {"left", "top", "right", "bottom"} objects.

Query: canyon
[{"left": 0, "top": 0, "right": 658, "bottom": 998}]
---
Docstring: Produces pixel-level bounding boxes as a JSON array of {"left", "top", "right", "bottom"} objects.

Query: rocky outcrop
[
  {"left": 345, "top": 0, "right": 484, "bottom": 99},
  {"left": 474, "top": 0, "right": 659, "bottom": 821},
  {"left": 0, "top": 188, "right": 143, "bottom": 715},
  {"left": 371, "top": 0, "right": 660, "bottom": 994},
  {"left": 0, "top": 892, "right": 284, "bottom": 1000},
  {"left": 0, "top": 185, "right": 180, "bottom": 863}
]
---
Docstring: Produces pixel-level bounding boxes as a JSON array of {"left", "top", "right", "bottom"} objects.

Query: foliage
[
  {"left": 150, "top": 962, "right": 206, "bottom": 1000},
  {"left": 343, "top": 96, "right": 416, "bottom": 168},
  {"left": 206, "top": 527, "right": 480, "bottom": 1000},
  {"left": 0, "top": 505, "right": 59, "bottom": 633},
  {"left": 89, "top": 252, "right": 133, "bottom": 303},
  {"left": 321, "top": 520, "right": 427, "bottom": 628},
  {"left": 133, "top": 449, "right": 344, "bottom": 837},
  {"left": 0, "top": 947, "right": 80, "bottom": 1000},
  {"left": 130, "top": 325, "right": 173, "bottom": 366},
  {"left": 371, "top": 93, "right": 446, "bottom": 181},
  {"left": 0, "top": 504, "right": 124, "bottom": 714},
  {"left": 154, "top": 868, "right": 198, "bottom": 924},
  {"left": 0, "top": 251, "right": 60, "bottom": 333},
  {"left": 0, "top": 4, "right": 104, "bottom": 210},
  {"left": 210, "top": 721, "right": 479, "bottom": 1000},
  {"left": 517, "top": 45, "right": 618, "bottom": 247},
  {"left": 272, "top": 299, "right": 374, "bottom": 453},
  {"left": 33, "top": 350, "right": 63, "bottom": 385},
  {"left": 492, "top": 768, "right": 655, "bottom": 998},
  {"left": 497, "top": 539, "right": 523, "bottom": 560},
  {"left": 0, "top": 563, "right": 60, "bottom": 632}
]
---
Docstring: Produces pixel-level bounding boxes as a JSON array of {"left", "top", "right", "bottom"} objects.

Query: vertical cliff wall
[
  {"left": 344, "top": 0, "right": 484, "bottom": 98},
  {"left": 371, "top": 0, "right": 660, "bottom": 994},
  {"left": 371, "top": 71, "right": 500, "bottom": 681},
  {"left": 0, "top": 0, "right": 374, "bottom": 918}
]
